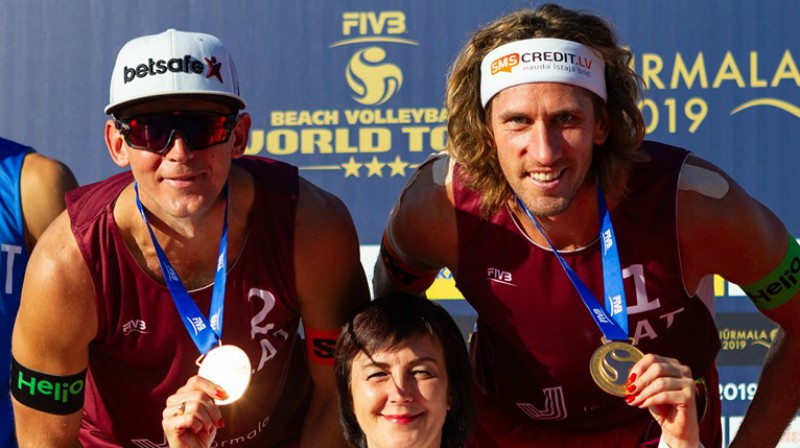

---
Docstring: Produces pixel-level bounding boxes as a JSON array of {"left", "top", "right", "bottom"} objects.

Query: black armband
[
  {"left": 10, "top": 355, "right": 86, "bottom": 415},
  {"left": 741, "top": 234, "right": 800, "bottom": 310}
]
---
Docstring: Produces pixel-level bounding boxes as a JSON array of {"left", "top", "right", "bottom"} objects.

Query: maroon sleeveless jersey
[
  {"left": 453, "top": 142, "right": 721, "bottom": 446},
  {"left": 67, "top": 157, "right": 310, "bottom": 447}
]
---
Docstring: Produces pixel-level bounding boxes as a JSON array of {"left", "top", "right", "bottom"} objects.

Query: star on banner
[
  {"left": 341, "top": 157, "right": 363, "bottom": 178},
  {"left": 365, "top": 156, "right": 386, "bottom": 177},
  {"left": 387, "top": 156, "right": 409, "bottom": 177}
]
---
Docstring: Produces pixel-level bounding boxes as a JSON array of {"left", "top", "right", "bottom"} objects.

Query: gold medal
[
  {"left": 197, "top": 344, "right": 252, "bottom": 405},
  {"left": 589, "top": 339, "right": 643, "bottom": 396}
]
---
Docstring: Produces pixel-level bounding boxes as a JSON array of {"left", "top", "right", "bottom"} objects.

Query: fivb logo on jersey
[{"left": 332, "top": 10, "right": 417, "bottom": 106}]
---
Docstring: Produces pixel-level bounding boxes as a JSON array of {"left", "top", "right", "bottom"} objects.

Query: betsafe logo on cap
[
  {"left": 122, "top": 55, "right": 223, "bottom": 84},
  {"left": 105, "top": 29, "right": 246, "bottom": 115}
]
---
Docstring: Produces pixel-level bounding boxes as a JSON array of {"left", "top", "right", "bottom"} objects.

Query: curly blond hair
[{"left": 446, "top": 4, "right": 646, "bottom": 216}]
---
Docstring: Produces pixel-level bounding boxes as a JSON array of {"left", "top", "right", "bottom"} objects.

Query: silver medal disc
[{"left": 198, "top": 345, "right": 252, "bottom": 405}]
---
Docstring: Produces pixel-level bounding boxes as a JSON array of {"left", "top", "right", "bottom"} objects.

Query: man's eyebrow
[{"left": 359, "top": 356, "right": 440, "bottom": 368}]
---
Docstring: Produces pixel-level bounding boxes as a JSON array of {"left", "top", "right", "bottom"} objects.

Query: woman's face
[{"left": 350, "top": 335, "right": 449, "bottom": 448}]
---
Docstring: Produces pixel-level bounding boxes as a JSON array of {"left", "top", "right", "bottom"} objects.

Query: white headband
[{"left": 480, "top": 38, "right": 606, "bottom": 108}]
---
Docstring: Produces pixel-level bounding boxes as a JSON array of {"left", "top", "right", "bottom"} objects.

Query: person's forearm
[
  {"left": 730, "top": 329, "right": 800, "bottom": 447},
  {"left": 12, "top": 398, "right": 84, "bottom": 448},
  {"left": 299, "top": 391, "right": 347, "bottom": 448}
]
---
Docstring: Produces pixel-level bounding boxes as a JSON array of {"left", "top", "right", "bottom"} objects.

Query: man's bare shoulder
[
  {"left": 20, "top": 152, "right": 78, "bottom": 247},
  {"left": 293, "top": 177, "right": 369, "bottom": 325},
  {"left": 21, "top": 152, "right": 77, "bottom": 186},
  {"left": 294, "top": 176, "right": 361, "bottom": 267},
  {"left": 295, "top": 177, "right": 356, "bottom": 236},
  {"left": 678, "top": 154, "right": 787, "bottom": 291},
  {"left": 387, "top": 154, "right": 457, "bottom": 270},
  {"left": 22, "top": 211, "right": 95, "bottom": 316},
  {"left": 14, "top": 210, "right": 96, "bottom": 364}
]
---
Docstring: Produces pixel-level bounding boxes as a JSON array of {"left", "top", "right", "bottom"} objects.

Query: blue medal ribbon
[
  {"left": 515, "top": 185, "right": 629, "bottom": 341},
  {"left": 133, "top": 182, "right": 229, "bottom": 355}
]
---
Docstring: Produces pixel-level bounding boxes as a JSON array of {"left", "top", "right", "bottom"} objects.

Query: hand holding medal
[
  {"left": 622, "top": 354, "right": 701, "bottom": 447},
  {"left": 162, "top": 375, "right": 228, "bottom": 448},
  {"left": 516, "top": 188, "right": 643, "bottom": 398},
  {"left": 517, "top": 190, "right": 702, "bottom": 447},
  {"left": 135, "top": 182, "right": 252, "bottom": 406}
]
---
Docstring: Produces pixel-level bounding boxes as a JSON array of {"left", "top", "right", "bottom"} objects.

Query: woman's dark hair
[{"left": 334, "top": 293, "right": 475, "bottom": 448}]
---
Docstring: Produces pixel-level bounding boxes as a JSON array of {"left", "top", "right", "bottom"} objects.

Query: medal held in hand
[
  {"left": 135, "top": 182, "right": 251, "bottom": 405},
  {"left": 589, "top": 339, "right": 643, "bottom": 396},
  {"left": 517, "top": 187, "right": 643, "bottom": 397},
  {"left": 198, "top": 344, "right": 252, "bottom": 405}
]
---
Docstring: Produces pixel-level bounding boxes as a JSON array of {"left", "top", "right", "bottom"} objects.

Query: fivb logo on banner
[
  {"left": 334, "top": 11, "right": 413, "bottom": 106},
  {"left": 251, "top": 9, "right": 448, "bottom": 181}
]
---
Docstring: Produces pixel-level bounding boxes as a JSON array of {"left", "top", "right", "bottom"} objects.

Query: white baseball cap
[{"left": 105, "top": 29, "right": 246, "bottom": 115}]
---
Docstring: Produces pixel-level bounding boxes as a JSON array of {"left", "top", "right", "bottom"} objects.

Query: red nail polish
[
  {"left": 217, "top": 418, "right": 226, "bottom": 428},
  {"left": 628, "top": 372, "right": 637, "bottom": 382},
  {"left": 625, "top": 395, "right": 635, "bottom": 403},
  {"left": 626, "top": 384, "right": 637, "bottom": 393},
  {"left": 215, "top": 388, "right": 229, "bottom": 400}
]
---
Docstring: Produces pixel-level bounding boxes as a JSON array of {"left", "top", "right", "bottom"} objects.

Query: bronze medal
[
  {"left": 197, "top": 344, "right": 252, "bottom": 405},
  {"left": 589, "top": 340, "right": 643, "bottom": 396}
]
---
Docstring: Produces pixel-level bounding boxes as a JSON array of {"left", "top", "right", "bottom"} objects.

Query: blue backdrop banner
[{"left": 1, "top": 1, "right": 798, "bottom": 445}]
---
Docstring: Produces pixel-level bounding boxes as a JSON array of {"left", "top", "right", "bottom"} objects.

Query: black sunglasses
[{"left": 115, "top": 111, "right": 238, "bottom": 154}]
